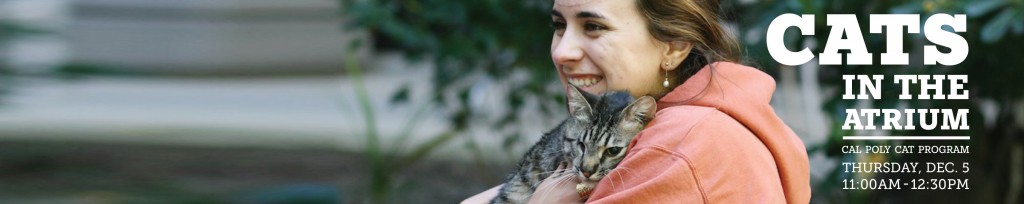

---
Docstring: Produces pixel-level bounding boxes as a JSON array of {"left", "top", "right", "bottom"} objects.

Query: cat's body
[
  {"left": 491, "top": 87, "right": 656, "bottom": 204},
  {"left": 490, "top": 120, "right": 573, "bottom": 203}
]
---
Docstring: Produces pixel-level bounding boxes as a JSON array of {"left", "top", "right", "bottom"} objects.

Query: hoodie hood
[{"left": 656, "top": 62, "right": 811, "bottom": 203}]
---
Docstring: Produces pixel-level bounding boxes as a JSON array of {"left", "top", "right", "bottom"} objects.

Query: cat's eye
[{"left": 604, "top": 147, "right": 623, "bottom": 157}]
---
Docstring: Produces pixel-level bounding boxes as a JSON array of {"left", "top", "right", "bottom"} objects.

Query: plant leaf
[
  {"left": 389, "top": 84, "right": 411, "bottom": 105},
  {"left": 982, "top": 9, "right": 1017, "bottom": 43},
  {"left": 966, "top": 0, "right": 1008, "bottom": 16}
]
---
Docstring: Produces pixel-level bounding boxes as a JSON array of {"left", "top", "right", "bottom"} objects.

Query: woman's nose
[{"left": 551, "top": 34, "right": 583, "bottom": 65}]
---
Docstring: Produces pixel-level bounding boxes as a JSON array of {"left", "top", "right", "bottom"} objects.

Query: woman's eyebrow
[
  {"left": 550, "top": 10, "right": 605, "bottom": 20},
  {"left": 575, "top": 11, "right": 605, "bottom": 19}
]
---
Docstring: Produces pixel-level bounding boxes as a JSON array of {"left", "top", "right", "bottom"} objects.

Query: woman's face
[{"left": 551, "top": 0, "right": 675, "bottom": 97}]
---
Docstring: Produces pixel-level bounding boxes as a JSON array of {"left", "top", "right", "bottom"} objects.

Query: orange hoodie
[{"left": 587, "top": 62, "right": 811, "bottom": 203}]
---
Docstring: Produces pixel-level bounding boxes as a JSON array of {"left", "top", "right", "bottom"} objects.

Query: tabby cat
[{"left": 491, "top": 86, "right": 656, "bottom": 204}]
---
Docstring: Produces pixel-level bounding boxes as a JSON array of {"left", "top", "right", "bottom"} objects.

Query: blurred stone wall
[{"left": 4, "top": 0, "right": 368, "bottom": 75}]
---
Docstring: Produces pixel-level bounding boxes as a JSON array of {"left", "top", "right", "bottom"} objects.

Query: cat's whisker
[
  {"left": 529, "top": 168, "right": 571, "bottom": 177},
  {"left": 533, "top": 174, "right": 558, "bottom": 192},
  {"left": 607, "top": 171, "right": 618, "bottom": 190},
  {"left": 613, "top": 167, "right": 637, "bottom": 179},
  {"left": 555, "top": 168, "right": 578, "bottom": 178},
  {"left": 612, "top": 168, "right": 627, "bottom": 190},
  {"left": 556, "top": 174, "right": 577, "bottom": 190},
  {"left": 559, "top": 174, "right": 582, "bottom": 201},
  {"left": 615, "top": 166, "right": 637, "bottom": 175},
  {"left": 533, "top": 173, "right": 575, "bottom": 203}
]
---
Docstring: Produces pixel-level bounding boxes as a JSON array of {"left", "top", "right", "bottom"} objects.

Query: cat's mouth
[{"left": 567, "top": 75, "right": 603, "bottom": 88}]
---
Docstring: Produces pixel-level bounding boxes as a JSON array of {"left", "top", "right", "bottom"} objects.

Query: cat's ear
[
  {"left": 566, "top": 85, "right": 593, "bottom": 121},
  {"left": 621, "top": 96, "right": 656, "bottom": 130}
]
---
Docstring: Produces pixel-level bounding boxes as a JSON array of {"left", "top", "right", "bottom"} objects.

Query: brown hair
[{"left": 636, "top": 0, "right": 740, "bottom": 83}]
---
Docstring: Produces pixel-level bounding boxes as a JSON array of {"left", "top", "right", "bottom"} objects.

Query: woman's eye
[
  {"left": 551, "top": 20, "right": 567, "bottom": 32},
  {"left": 551, "top": 21, "right": 566, "bottom": 30},
  {"left": 604, "top": 147, "right": 623, "bottom": 157},
  {"left": 551, "top": 21, "right": 566, "bottom": 36},
  {"left": 583, "top": 22, "right": 607, "bottom": 32}
]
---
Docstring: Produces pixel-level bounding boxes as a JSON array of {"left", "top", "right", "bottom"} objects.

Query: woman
[{"left": 465, "top": 0, "right": 810, "bottom": 203}]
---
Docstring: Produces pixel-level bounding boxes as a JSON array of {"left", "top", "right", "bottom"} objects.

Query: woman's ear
[{"left": 662, "top": 41, "right": 692, "bottom": 71}]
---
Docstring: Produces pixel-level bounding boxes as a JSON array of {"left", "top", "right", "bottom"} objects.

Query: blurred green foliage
[
  {"left": 0, "top": 20, "right": 37, "bottom": 105},
  {"left": 338, "top": 0, "right": 561, "bottom": 130},
  {"left": 344, "top": 44, "right": 463, "bottom": 203},
  {"left": 1, "top": 21, "right": 44, "bottom": 47},
  {"left": 0, "top": 19, "right": 49, "bottom": 68},
  {"left": 338, "top": 1, "right": 561, "bottom": 202},
  {"left": 0, "top": 18, "right": 53, "bottom": 105},
  {"left": 340, "top": 0, "right": 1023, "bottom": 203}
]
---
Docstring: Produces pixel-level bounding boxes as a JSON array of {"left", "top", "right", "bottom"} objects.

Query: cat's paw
[{"left": 575, "top": 182, "right": 595, "bottom": 199}]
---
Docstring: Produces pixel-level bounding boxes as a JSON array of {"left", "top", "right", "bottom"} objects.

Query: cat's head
[{"left": 562, "top": 86, "right": 656, "bottom": 186}]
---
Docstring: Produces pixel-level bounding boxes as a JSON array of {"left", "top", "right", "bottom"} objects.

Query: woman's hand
[
  {"left": 462, "top": 165, "right": 583, "bottom": 204},
  {"left": 528, "top": 165, "right": 584, "bottom": 204},
  {"left": 461, "top": 185, "right": 501, "bottom": 204}
]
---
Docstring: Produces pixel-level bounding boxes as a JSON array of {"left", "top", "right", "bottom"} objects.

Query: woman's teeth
[{"left": 569, "top": 77, "right": 602, "bottom": 87}]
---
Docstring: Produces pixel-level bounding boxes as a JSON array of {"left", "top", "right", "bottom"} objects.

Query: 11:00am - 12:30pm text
[{"left": 843, "top": 178, "right": 969, "bottom": 190}]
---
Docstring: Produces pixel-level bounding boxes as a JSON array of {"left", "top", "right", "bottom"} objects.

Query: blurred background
[{"left": 0, "top": 0, "right": 1020, "bottom": 203}]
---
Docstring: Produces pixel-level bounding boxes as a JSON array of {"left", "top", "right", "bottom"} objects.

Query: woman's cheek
[{"left": 604, "top": 74, "right": 624, "bottom": 91}]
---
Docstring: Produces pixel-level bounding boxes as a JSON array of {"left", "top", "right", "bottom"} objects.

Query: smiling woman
[
  {"left": 464, "top": 0, "right": 810, "bottom": 203},
  {"left": 549, "top": 0, "right": 682, "bottom": 98},
  {"left": 549, "top": 0, "right": 741, "bottom": 101}
]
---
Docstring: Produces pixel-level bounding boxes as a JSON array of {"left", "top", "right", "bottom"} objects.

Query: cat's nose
[{"left": 581, "top": 171, "right": 591, "bottom": 178}]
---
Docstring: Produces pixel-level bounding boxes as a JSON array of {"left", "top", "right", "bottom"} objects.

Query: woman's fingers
[
  {"left": 528, "top": 164, "right": 583, "bottom": 204},
  {"left": 461, "top": 185, "right": 502, "bottom": 204}
]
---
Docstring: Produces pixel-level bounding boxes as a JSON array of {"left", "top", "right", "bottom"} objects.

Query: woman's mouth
[{"left": 567, "top": 75, "right": 604, "bottom": 87}]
